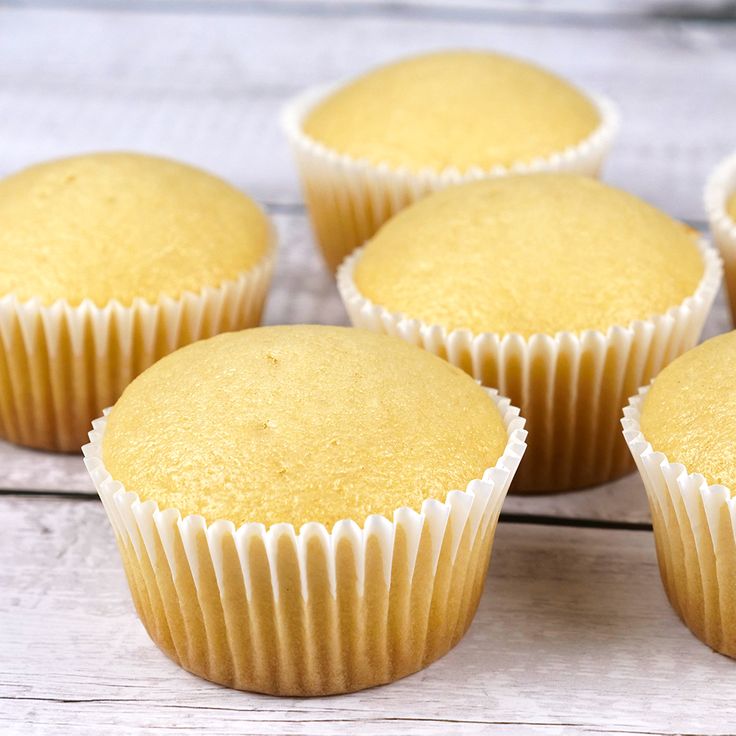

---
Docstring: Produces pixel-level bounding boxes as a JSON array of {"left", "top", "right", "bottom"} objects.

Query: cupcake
[
  {"left": 82, "top": 325, "right": 527, "bottom": 695},
  {"left": 623, "top": 331, "right": 736, "bottom": 657},
  {"left": 338, "top": 174, "right": 721, "bottom": 493},
  {"left": 283, "top": 50, "right": 619, "bottom": 272},
  {"left": 0, "top": 152, "right": 275, "bottom": 452},
  {"left": 705, "top": 151, "right": 736, "bottom": 323}
]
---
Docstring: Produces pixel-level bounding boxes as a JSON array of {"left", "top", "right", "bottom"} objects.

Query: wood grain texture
[
  {"left": 0, "top": 4, "right": 734, "bottom": 221},
  {"left": 17, "top": 0, "right": 735, "bottom": 20},
  {"left": 1, "top": 494, "right": 734, "bottom": 735}
]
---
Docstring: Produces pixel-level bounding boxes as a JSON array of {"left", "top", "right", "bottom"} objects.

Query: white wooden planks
[
  {"left": 1, "top": 495, "right": 734, "bottom": 735},
  {"left": 0, "top": 5, "right": 734, "bottom": 220}
]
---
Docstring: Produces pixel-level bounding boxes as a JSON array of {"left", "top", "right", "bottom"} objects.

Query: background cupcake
[
  {"left": 705, "top": 150, "right": 736, "bottom": 325},
  {"left": 623, "top": 331, "right": 736, "bottom": 658},
  {"left": 283, "top": 50, "right": 619, "bottom": 272},
  {"left": 339, "top": 174, "right": 721, "bottom": 493},
  {"left": 0, "top": 152, "right": 275, "bottom": 452},
  {"left": 83, "top": 325, "right": 527, "bottom": 695}
]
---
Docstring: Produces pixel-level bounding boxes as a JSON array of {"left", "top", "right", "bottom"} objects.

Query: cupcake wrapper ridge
[
  {"left": 0, "top": 241, "right": 276, "bottom": 452},
  {"left": 82, "top": 389, "right": 527, "bottom": 696},
  {"left": 282, "top": 82, "right": 620, "bottom": 272},
  {"left": 338, "top": 237, "right": 721, "bottom": 492},
  {"left": 705, "top": 150, "right": 736, "bottom": 324},
  {"left": 622, "top": 389, "right": 736, "bottom": 657}
]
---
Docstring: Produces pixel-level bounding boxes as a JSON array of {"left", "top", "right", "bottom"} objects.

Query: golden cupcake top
[
  {"left": 641, "top": 331, "right": 736, "bottom": 492},
  {"left": 0, "top": 152, "right": 270, "bottom": 307},
  {"left": 353, "top": 174, "right": 703, "bottom": 337},
  {"left": 102, "top": 325, "right": 508, "bottom": 529},
  {"left": 728, "top": 192, "right": 736, "bottom": 223},
  {"left": 303, "top": 51, "right": 600, "bottom": 172}
]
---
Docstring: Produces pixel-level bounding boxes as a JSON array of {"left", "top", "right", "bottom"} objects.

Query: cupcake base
[
  {"left": 83, "top": 390, "right": 526, "bottom": 695},
  {"left": 119, "top": 500, "right": 497, "bottom": 695},
  {"left": 623, "top": 389, "right": 736, "bottom": 658}
]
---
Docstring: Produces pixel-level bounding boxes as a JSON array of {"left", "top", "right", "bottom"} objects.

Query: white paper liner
[
  {"left": 338, "top": 237, "right": 722, "bottom": 492},
  {"left": 705, "top": 150, "right": 736, "bottom": 323},
  {"left": 0, "top": 241, "right": 276, "bottom": 452},
  {"left": 82, "top": 389, "right": 527, "bottom": 695},
  {"left": 282, "top": 81, "right": 620, "bottom": 271},
  {"left": 622, "top": 387, "right": 736, "bottom": 657}
]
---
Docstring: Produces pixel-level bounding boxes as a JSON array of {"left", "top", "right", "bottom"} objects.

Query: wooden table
[{"left": 1, "top": 2, "right": 735, "bottom": 734}]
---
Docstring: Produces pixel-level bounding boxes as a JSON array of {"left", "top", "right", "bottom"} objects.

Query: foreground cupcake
[
  {"left": 283, "top": 50, "right": 619, "bottom": 271},
  {"left": 83, "top": 325, "right": 527, "bottom": 695},
  {"left": 0, "top": 152, "right": 275, "bottom": 452},
  {"left": 339, "top": 174, "right": 721, "bottom": 492},
  {"left": 705, "top": 151, "right": 736, "bottom": 323},
  {"left": 623, "top": 331, "right": 736, "bottom": 657}
]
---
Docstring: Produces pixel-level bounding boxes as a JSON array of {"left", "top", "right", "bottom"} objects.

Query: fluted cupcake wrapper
[
  {"left": 338, "top": 238, "right": 721, "bottom": 493},
  {"left": 0, "top": 243, "right": 275, "bottom": 453},
  {"left": 82, "top": 389, "right": 527, "bottom": 696},
  {"left": 705, "top": 150, "right": 736, "bottom": 324},
  {"left": 622, "top": 389, "right": 736, "bottom": 657},
  {"left": 281, "top": 82, "right": 620, "bottom": 272}
]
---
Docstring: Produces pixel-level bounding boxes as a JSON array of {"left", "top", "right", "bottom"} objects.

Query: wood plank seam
[
  {"left": 0, "top": 489, "right": 654, "bottom": 531},
  {"left": 11, "top": 0, "right": 736, "bottom": 29}
]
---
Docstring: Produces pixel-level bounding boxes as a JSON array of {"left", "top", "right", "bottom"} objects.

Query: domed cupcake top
[
  {"left": 303, "top": 51, "right": 600, "bottom": 172},
  {"left": 353, "top": 174, "right": 703, "bottom": 337},
  {"left": 640, "top": 331, "right": 736, "bottom": 492},
  {"left": 0, "top": 152, "right": 270, "bottom": 307},
  {"left": 102, "top": 325, "right": 508, "bottom": 529}
]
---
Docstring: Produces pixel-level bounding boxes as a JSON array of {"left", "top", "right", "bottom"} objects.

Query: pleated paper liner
[
  {"left": 622, "top": 389, "right": 736, "bottom": 657},
  {"left": 82, "top": 389, "right": 527, "bottom": 696},
  {"left": 282, "top": 82, "right": 620, "bottom": 272},
  {"left": 338, "top": 237, "right": 722, "bottom": 493},
  {"left": 0, "top": 242, "right": 275, "bottom": 453},
  {"left": 705, "top": 150, "right": 736, "bottom": 324}
]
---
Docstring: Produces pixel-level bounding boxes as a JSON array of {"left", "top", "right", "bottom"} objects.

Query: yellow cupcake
[
  {"left": 0, "top": 152, "right": 275, "bottom": 452},
  {"left": 642, "top": 332, "right": 736, "bottom": 491},
  {"left": 284, "top": 50, "right": 619, "bottom": 271},
  {"left": 624, "top": 331, "right": 736, "bottom": 658},
  {"left": 85, "top": 325, "right": 527, "bottom": 694},
  {"left": 303, "top": 51, "right": 600, "bottom": 172},
  {"left": 340, "top": 174, "right": 721, "bottom": 492},
  {"left": 705, "top": 152, "right": 736, "bottom": 324}
]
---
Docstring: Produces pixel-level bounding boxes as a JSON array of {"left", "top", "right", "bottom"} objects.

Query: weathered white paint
[
  {"left": 0, "top": 4, "right": 734, "bottom": 220},
  {"left": 1, "top": 496, "right": 734, "bottom": 736}
]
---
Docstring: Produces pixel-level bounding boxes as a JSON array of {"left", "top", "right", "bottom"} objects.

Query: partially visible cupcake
[
  {"left": 0, "top": 152, "right": 275, "bottom": 452},
  {"left": 283, "top": 50, "right": 619, "bottom": 271},
  {"left": 339, "top": 174, "right": 721, "bottom": 492},
  {"left": 705, "top": 151, "right": 736, "bottom": 323},
  {"left": 623, "top": 331, "right": 736, "bottom": 658},
  {"left": 83, "top": 325, "right": 527, "bottom": 695}
]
